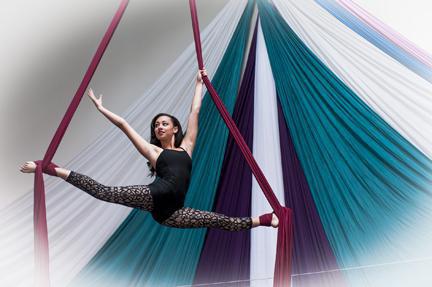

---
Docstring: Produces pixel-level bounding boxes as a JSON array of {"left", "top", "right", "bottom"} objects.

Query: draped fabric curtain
[
  {"left": 316, "top": 0, "right": 432, "bottom": 82},
  {"left": 272, "top": 0, "right": 432, "bottom": 159},
  {"left": 249, "top": 21, "right": 286, "bottom": 286},
  {"left": 335, "top": 0, "right": 432, "bottom": 67},
  {"left": 192, "top": 19, "right": 258, "bottom": 286},
  {"left": 277, "top": 98, "right": 347, "bottom": 287},
  {"left": 0, "top": 1, "right": 247, "bottom": 286},
  {"left": 3, "top": 0, "right": 432, "bottom": 286},
  {"left": 258, "top": 0, "right": 432, "bottom": 285}
]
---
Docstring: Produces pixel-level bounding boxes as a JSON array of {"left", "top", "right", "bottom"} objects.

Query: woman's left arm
[{"left": 181, "top": 69, "right": 206, "bottom": 156}]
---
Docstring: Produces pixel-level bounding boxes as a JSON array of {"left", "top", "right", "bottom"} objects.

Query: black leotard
[{"left": 148, "top": 147, "right": 192, "bottom": 223}]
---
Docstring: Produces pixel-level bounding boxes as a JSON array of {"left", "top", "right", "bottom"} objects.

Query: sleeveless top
[{"left": 148, "top": 147, "right": 192, "bottom": 223}]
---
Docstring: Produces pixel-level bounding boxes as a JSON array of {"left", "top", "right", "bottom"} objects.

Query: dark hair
[{"left": 147, "top": 113, "right": 184, "bottom": 176}]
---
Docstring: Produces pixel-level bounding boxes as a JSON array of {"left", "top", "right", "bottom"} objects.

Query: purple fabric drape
[
  {"left": 192, "top": 20, "right": 258, "bottom": 287},
  {"left": 189, "top": 1, "right": 293, "bottom": 285},
  {"left": 33, "top": 1, "right": 129, "bottom": 286},
  {"left": 277, "top": 101, "right": 346, "bottom": 286}
]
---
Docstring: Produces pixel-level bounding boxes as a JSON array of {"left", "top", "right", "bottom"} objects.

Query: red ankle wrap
[
  {"left": 259, "top": 212, "right": 273, "bottom": 227},
  {"left": 34, "top": 160, "right": 59, "bottom": 176}
]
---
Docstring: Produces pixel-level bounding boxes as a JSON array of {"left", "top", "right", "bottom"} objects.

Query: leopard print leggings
[{"left": 66, "top": 171, "right": 252, "bottom": 231}]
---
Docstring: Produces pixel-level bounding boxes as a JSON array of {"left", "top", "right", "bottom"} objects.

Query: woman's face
[{"left": 154, "top": 115, "right": 178, "bottom": 141}]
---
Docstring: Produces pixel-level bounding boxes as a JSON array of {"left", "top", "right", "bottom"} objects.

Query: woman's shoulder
[
  {"left": 178, "top": 145, "right": 192, "bottom": 159},
  {"left": 179, "top": 140, "right": 194, "bottom": 155}
]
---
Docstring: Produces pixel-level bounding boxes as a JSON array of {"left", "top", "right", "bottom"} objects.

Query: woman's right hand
[
  {"left": 196, "top": 68, "right": 207, "bottom": 84},
  {"left": 88, "top": 88, "right": 103, "bottom": 109}
]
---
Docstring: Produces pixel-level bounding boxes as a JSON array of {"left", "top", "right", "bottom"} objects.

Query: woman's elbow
[
  {"left": 191, "top": 107, "right": 200, "bottom": 115},
  {"left": 116, "top": 118, "right": 127, "bottom": 128}
]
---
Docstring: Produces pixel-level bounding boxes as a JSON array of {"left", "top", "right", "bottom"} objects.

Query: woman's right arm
[{"left": 88, "top": 89, "right": 158, "bottom": 161}]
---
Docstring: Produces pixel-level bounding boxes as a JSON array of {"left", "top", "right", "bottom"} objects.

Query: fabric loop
[{"left": 34, "top": 160, "right": 58, "bottom": 177}]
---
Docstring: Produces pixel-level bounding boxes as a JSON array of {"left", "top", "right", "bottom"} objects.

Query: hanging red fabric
[
  {"left": 33, "top": 1, "right": 129, "bottom": 286},
  {"left": 189, "top": 1, "right": 293, "bottom": 286}
]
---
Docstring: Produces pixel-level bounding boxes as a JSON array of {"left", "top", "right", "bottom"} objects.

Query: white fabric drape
[
  {"left": 273, "top": 0, "right": 432, "bottom": 159},
  {"left": 250, "top": 20, "right": 285, "bottom": 287},
  {"left": 0, "top": 1, "right": 247, "bottom": 286}
]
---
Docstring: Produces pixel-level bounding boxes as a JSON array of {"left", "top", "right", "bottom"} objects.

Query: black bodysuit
[
  {"left": 65, "top": 147, "right": 252, "bottom": 231},
  {"left": 148, "top": 147, "right": 192, "bottom": 223}
]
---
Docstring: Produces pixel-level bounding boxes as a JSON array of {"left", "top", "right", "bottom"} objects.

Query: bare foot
[
  {"left": 19, "top": 161, "right": 37, "bottom": 173},
  {"left": 271, "top": 213, "right": 279, "bottom": 228}
]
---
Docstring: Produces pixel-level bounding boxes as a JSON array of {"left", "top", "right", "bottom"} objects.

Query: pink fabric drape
[
  {"left": 189, "top": 1, "right": 293, "bottom": 286},
  {"left": 33, "top": 1, "right": 129, "bottom": 286},
  {"left": 337, "top": 0, "right": 432, "bottom": 68}
]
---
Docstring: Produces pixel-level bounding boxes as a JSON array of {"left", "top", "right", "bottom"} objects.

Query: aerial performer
[{"left": 20, "top": 69, "right": 279, "bottom": 231}]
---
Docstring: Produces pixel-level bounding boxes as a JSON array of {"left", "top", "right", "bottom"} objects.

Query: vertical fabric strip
[
  {"left": 190, "top": 1, "right": 294, "bottom": 285},
  {"left": 277, "top": 99, "right": 346, "bottom": 287},
  {"left": 250, "top": 20, "right": 286, "bottom": 286},
  {"left": 33, "top": 1, "right": 129, "bottom": 286},
  {"left": 192, "top": 19, "right": 258, "bottom": 286}
]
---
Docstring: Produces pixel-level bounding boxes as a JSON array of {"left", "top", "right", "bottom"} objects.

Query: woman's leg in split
[
  {"left": 20, "top": 162, "right": 278, "bottom": 230},
  {"left": 161, "top": 207, "right": 265, "bottom": 231},
  {"left": 20, "top": 161, "right": 155, "bottom": 210},
  {"left": 65, "top": 171, "right": 154, "bottom": 211}
]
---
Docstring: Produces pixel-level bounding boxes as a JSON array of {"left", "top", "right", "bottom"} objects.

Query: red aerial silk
[
  {"left": 189, "top": 1, "right": 293, "bottom": 286},
  {"left": 33, "top": 1, "right": 129, "bottom": 286},
  {"left": 33, "top": 0, "right": 291, "bottom": 286}
]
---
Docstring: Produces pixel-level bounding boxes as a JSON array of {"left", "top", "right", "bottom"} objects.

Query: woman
[{"left": 20, "top": 69, "right": 278, "bottom": 231}]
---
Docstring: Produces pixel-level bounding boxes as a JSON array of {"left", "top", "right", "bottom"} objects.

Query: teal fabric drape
[
  {"left": 69, "top": 2, "right": 254, "bottom": 287},
  {"left": 257, "top": 0, "right": 432, "bottom": 271}
]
